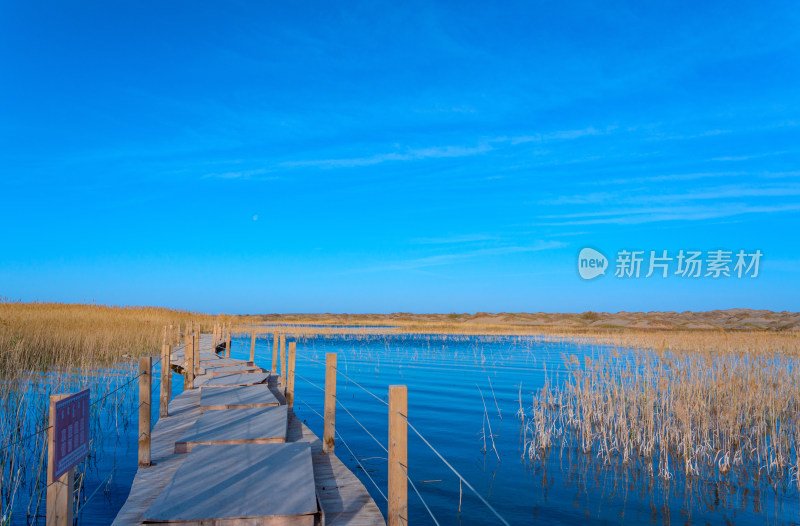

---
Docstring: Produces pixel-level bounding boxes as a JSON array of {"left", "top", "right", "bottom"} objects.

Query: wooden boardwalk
[{"left": 113, "top": 334, "right": 384, "bottom": 526}]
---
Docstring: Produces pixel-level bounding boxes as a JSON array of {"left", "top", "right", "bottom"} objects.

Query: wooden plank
[
  {"left": 142, "top": 443, "right": 318, "bottom": 522},
  {"left": 200, "top": 385, "right": 279, "bottom": 411},
  {"left": 201, "top": 364, "right": 263, "bottom": 377},
  {"left": 112, "top": 390, "right": 204, "bottom": 526},
  {"left": 174, "top": 406, "right": 288, "bottom": 453},
  {"left": 194, "top": 372, "right": 270, "bottom": 388},
  {"left": 283, "top": 406, "right": 385, "bottom": 525}
]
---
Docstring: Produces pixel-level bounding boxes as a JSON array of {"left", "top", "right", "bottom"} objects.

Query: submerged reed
[{"left": 522, "top": 349, "right": 800, "bottom": 495}]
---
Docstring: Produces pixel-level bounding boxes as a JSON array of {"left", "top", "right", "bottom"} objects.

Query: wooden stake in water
[
  {"left": 280, "top": 334, "right": 287, "bottom": 388},
  {"left": 323, "top": 353, "right": 337, "bottom": 454},
  {"left": 250, "top": 330, "right": 256, "bottom": 364},
  {"left": 47, "top": 394, "right": 73, "bottom": 526},
  {"left": 139, "top": 357, "right": 152, "bottom": 467},
  {"left": 388, "top": 385, "right": 408, "bottom": 526},
  {"left": 287, "top": 342, "right": 296, "bottom": 410},
  {"left": 272, "top": 332, "right": 279, "bottom": 374},
  {"left": 184, "top": 335, "right": 195, "bottom": 390},
  {"left": 226, "top": 327, "right": 232, "bottom": 359},
  {"left": 160, "top": 343, "right": 170, "bottom": 417},
  {"left": 193, "top": 331, "right": 200, "bottom": 377}
]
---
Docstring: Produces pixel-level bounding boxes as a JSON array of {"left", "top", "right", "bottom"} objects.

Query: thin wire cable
[
  {"left": 296, "top": 397, "right": 388, "bottom": 503},
  {"left": 401, "top": 464, "right": 440, "bottom": 526},
  {"left": 90, "top": 371, "right": 144, "bottom": 407},
  {"left": 403, "top": 416, "right": 510, "bottom": 526},
  {"left": 75, "top": 464, "right": 116, "bottom": 517},
  {"left": 294, "top": 373, "right": 325, "bottom": 392},
  {"left": 1, "top": 364, "right": 146, "bottom": 452},
  {"left": 295, "top": 352, "right": 388, "bottom": 407},
  {"left": 0, "top": 425, "right": 52, "bottom": 451},
  {"left": 336, "top": 398, "right": 388, "bottom": 454},
  {"left": 334, "top": 428, "right": 388, "bottom": 503}
]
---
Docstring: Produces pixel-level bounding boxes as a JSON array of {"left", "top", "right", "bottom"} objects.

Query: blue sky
[{"left": 1, "top": 1, "right": 799, "bottom": 313}]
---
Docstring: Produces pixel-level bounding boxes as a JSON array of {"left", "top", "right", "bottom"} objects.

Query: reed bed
[
  {"left": 0, "top": 301, "right": 234, "bottom": 372},
  {"left": 522, "top": 349, "right": 800, "bottom": 496},
  {"left": 0, "top": 301, "right": 231, "bottom": 523}
]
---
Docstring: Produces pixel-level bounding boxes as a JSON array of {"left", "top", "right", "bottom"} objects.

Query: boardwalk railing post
[
  {"left": 388, "top": 385, "right": 408, "bottom": 526},
  {"left": 279, "top": 334, "right": 287, "bottom": 388},
  {"left": 287, "top": 342, "right": 296, "bottom": 410},
  {"left": 139, "top": 357, "right": 152, "bottom": 467},
  {"left": 250, "top": 330, "right": 256, "bottom": 364},
  {"left": 160, "top": 343, "right": 170, "bottom": 417},
  {"left": 213, "top": 323, "right": 218, "bottom": 350},
  {"left": 47, "top": 394, "right": 73, "bottom": 526},
  {"left": 226, "top": 326, "right": 232, "bottom": 359},
  {"left": 272, "top": 332, "right": 279, "bottom": 374},
  {"left": 323, "top": 353, "right": 337, "bottom": 454},
  {"left": 193, "top": 331, "right": 200, "bottom": 377},
  {"left": 185, "top": 333, "right": 195, "bottom": 390}
]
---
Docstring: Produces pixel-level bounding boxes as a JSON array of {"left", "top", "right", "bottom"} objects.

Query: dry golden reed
[
  {"left": 523, "top": 349, "right": 800, "bottom": 492},
  {"left": 0, "top": 301, "right": 237, "bottom": 373}
]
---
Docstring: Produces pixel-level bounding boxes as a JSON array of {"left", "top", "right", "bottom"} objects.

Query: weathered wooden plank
[
  {"left": 174, "top": 406, "right": 288, "bottom": 453},
  {"left": 142, "top": 443, "right": 318, "bottom": 522},
  {"left": 194, "top": 372, "right": 270, "bottom": 388},
  {"left": 112, "top": 390, "right": 204, "bottom": 526},
  {"left": 200, "top": 385, "right": 279, "bottom": 411}
]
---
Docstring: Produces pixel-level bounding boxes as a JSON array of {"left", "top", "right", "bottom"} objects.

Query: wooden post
[
  {"left": 47, "top": 394, "right": 73, "bottom": 526},
  {"left": 323, "top": 353, "right": 337, "bottom": 454},
  {"left": 212, "top": 323, "right": 218, "bottom": 350},
  {"left": 160, "top": 344, "right": 170, "bottom": 417},
  {"left": 287, "top": 342, "right": 296, "bottom": 410},
  {"left": 271, "top": 332, "right": 279, "bottom": 374},
  {"left": 280, "top": 334, "right": 287, "bottom": 389},
  {"left": 249, "top": 330, "right": 256, "bottom": 364},
  {"left": 139, "top": 357, "right": 152, "bottom": 467},
  {"left": 388, "top": 385, "right": 408, "bottom": 526},
  {"left": 226, "top": 327, "right": 232, "bottom": 359},
  {"left": 184, "top": 334, "right": 194, "bottom": 390},
  {"left": 166, "top": 343, "right": 172, "bottom": 405},
  {"left": 193, "top": 331, "right": 200, "bottom": 376}
]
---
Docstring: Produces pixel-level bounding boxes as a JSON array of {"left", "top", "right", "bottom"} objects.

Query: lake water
[{"left": 6, "top": 332, "right": 799, "bottom": 524}]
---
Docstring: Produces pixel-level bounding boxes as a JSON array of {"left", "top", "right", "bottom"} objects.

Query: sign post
[{"left": 47, "top": 389, "right": 90, "bottom": 526}]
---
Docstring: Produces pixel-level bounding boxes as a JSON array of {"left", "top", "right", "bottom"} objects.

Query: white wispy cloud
[
  {"left": 536, "top": 183, "right": 800, "bottom": 206},
  {"left": 360, "top": 241, "right": 567, "bottom": 272},
  {"left": 506, "top": 125, "right": 616, "bottom": 145},
  {"left": 281, "top": 144, "right": 492, "bottom": 169},
  {"left": 277, "top": 125, "right": 619, "bottom": 171},
  {"left": 411, "top": 234, "right": 496, "bottom": 244},
  {"left": 202, "top": 168, "right": 275, "bottom": 179},
  {"left": 536, "top": 203, "right": 800, "bottom": 226}
]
